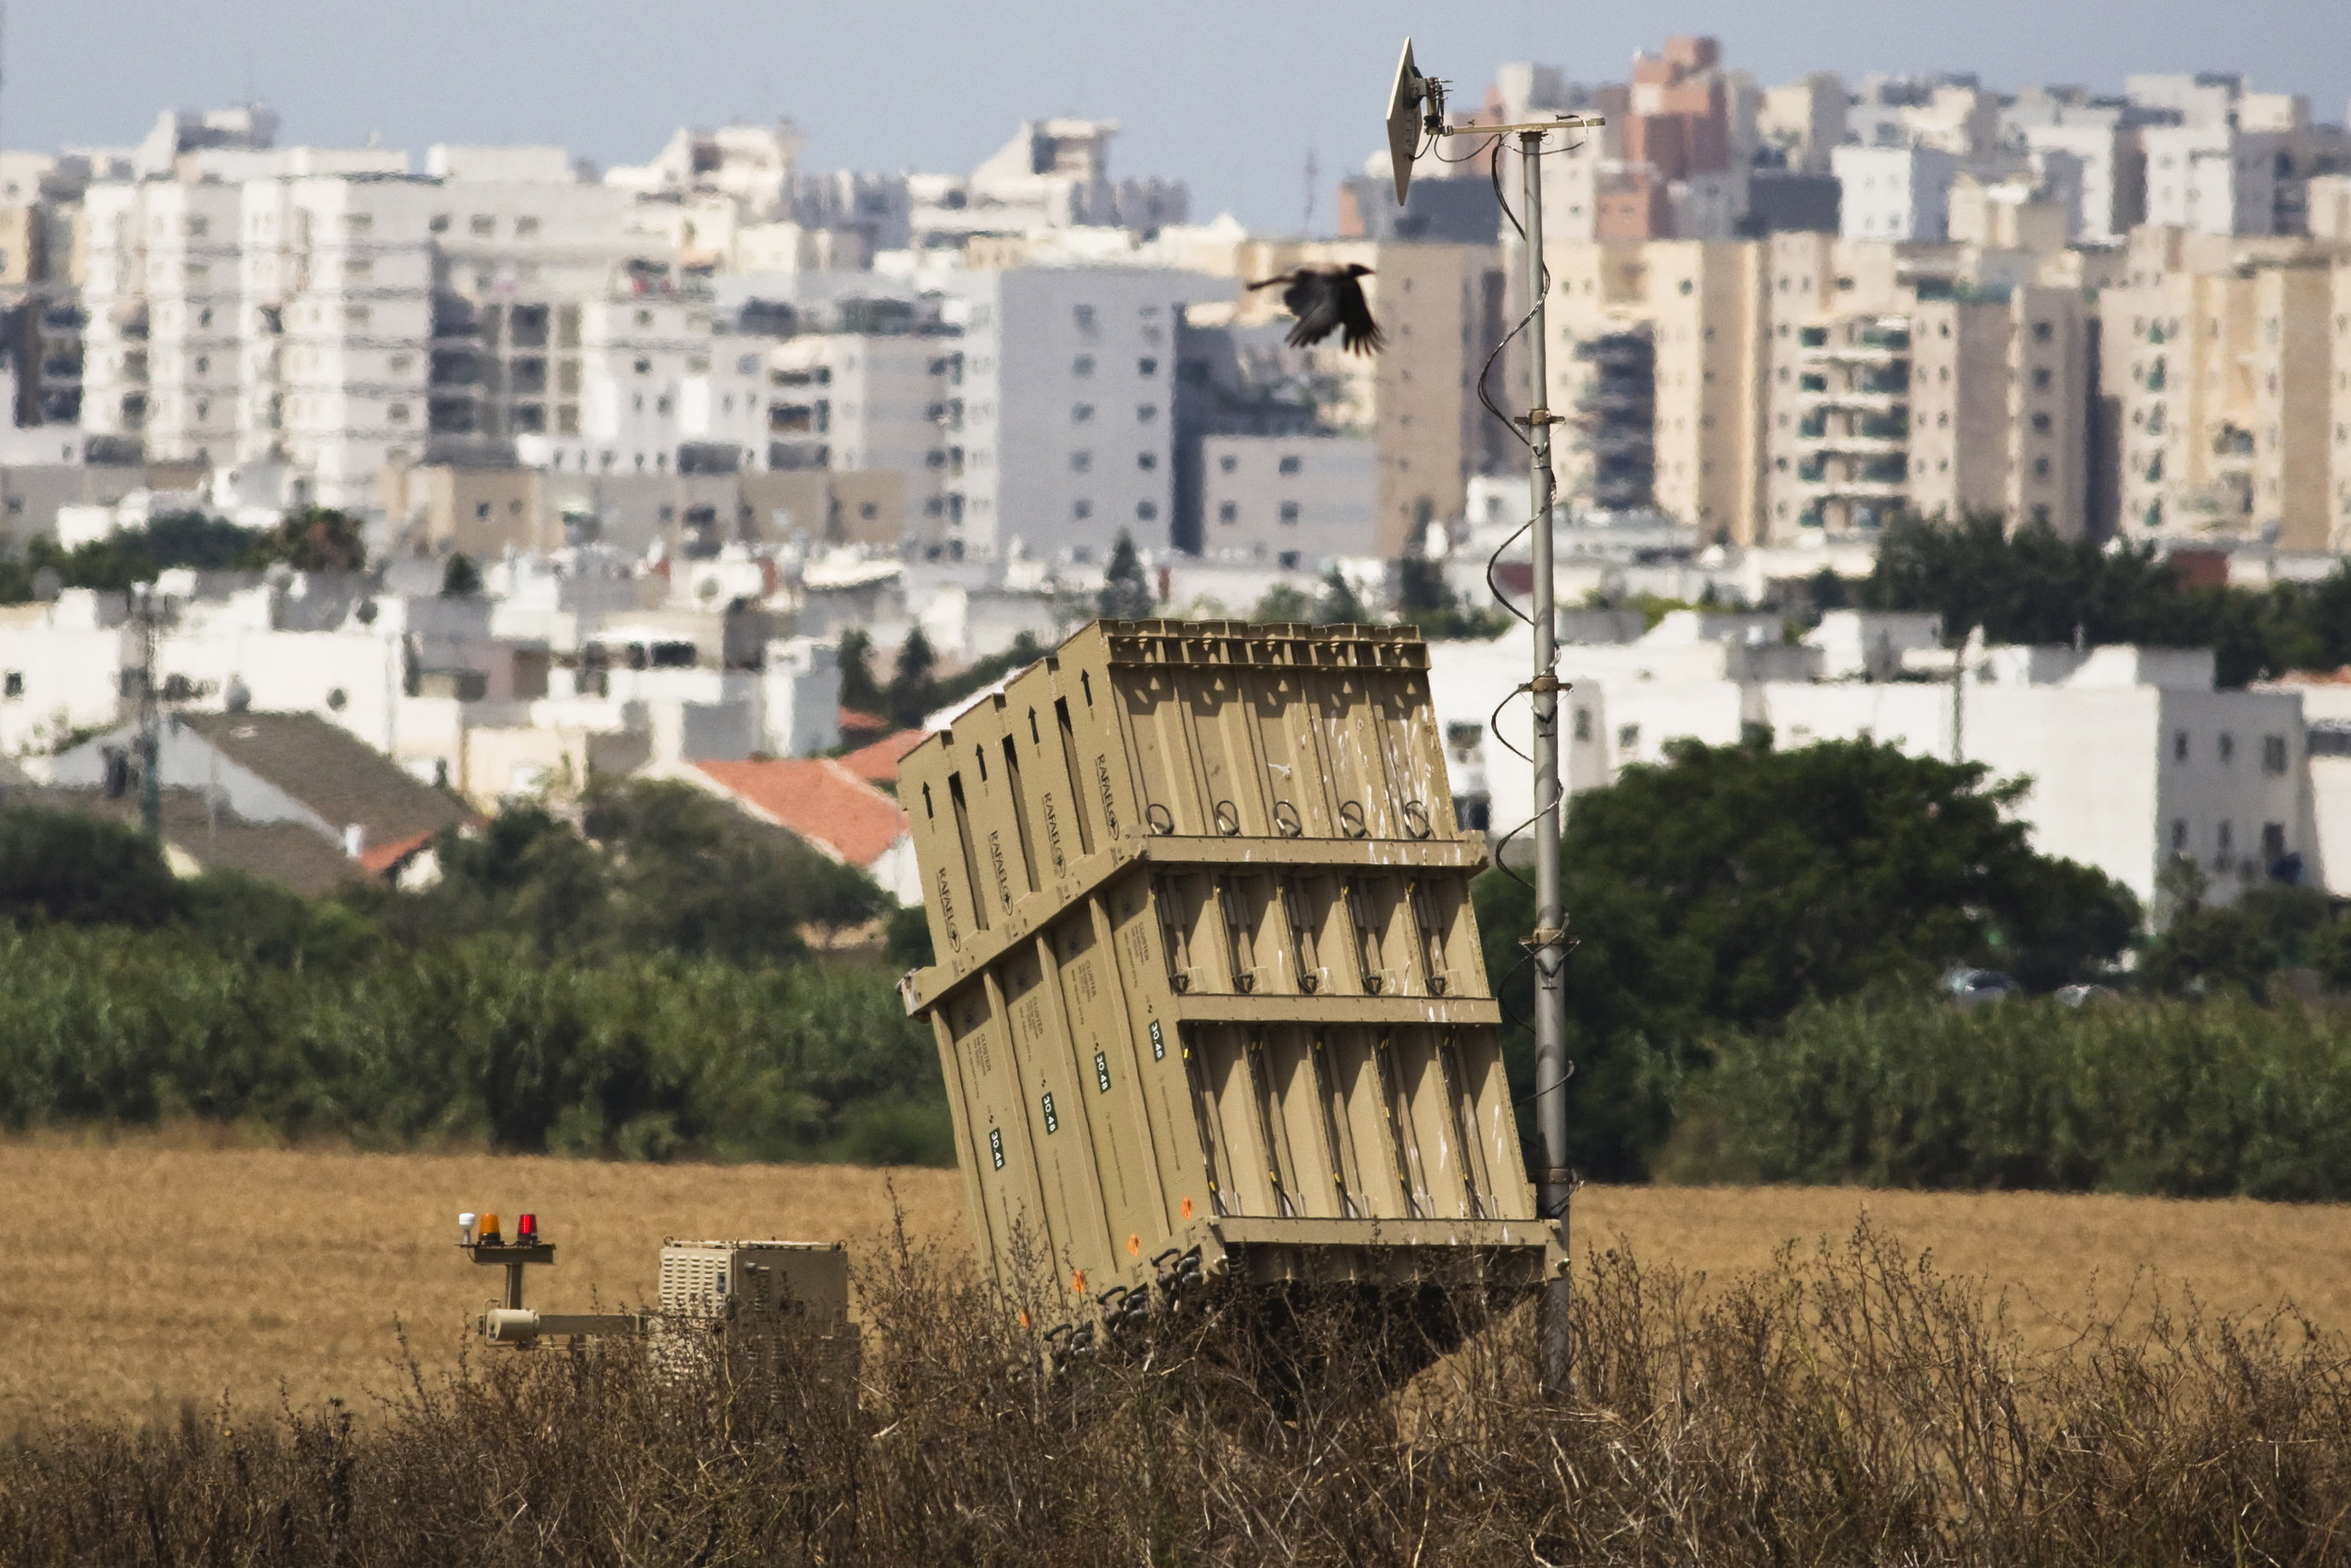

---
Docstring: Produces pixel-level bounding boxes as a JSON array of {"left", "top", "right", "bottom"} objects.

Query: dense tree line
[
  {"left": 1690, "top": 994, "right": 2351, "bottom": 1200},
  {"left": 0, "top": 781, "right": 947, "bottom": 1163},
  {"left": 1473, "top": 729, "right": 2351, "bottom": 1191},
  {"left": 1859, "top": 512, "right": 2351, "bottom": 685},
  {"left": 0, "top": 508, "right": 369, "bottom": 602},
  {"left": 8, "top": 731, "right": 2348, "bottom": 1195},
  {"left": 1474, "top": 734, "right": 2142, "bottom": 1180}
]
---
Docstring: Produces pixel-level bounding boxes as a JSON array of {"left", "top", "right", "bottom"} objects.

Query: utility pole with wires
[
  {"left": 130, "top": 585, "right": 163, "bottom": 841},
  {"left": 1386, "top": 38, "right": 1601, "bottom": 1395}
]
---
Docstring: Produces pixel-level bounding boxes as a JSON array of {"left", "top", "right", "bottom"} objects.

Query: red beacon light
[{"left": 517, "top": 1213, "right": 538, "bottom": 1242}]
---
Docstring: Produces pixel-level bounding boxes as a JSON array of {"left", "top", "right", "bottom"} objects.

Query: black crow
[{"left": 1247, "top": 262, "right": 1382, "bottom": 354}]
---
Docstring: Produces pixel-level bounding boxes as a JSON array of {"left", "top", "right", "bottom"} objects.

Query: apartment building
[
  {"left": 1756, "top": 232, "right": 2089, "bottom": 539},
  {"left": 758, "top": 330, "right": 960, "bottom": 545},
  {"left": 1198, "top": 434, "right": 1376, "bottom": 566},
  {"left": 1544, "top": 239, "right": 1767, "bottom": 539},
  {"left": 938, "top": 263, "right": 1223, "bottom": 563},
  {"left": 81, "top": 179, "right": 249, "bottom": 467},
  {"left": 1833, "top": 146, "right": 1959, "bottom": 243},
  {"left": 2101, "top": 228, "right": 2351, "bottom": 549}
]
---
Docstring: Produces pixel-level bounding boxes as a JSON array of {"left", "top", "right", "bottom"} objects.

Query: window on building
[
  {"left": 2215, "top": 819, "right": 2234, "bottom": 866},
  {"left": 469, "top": 215, "right": 494, "bottom": 236},
  {"left": 1617, "top": 723, "right": 1641, "bottom": 754},
  {"left": 474, "top": 502, "right": 492, "bottom": 521},
  {"left": 2264, "top": 734, "right": 2289, "bottom": 775},
  {"left": 1278, "top": 502, "right": 1301, "bottom": 525},
  {"left": 2032, "top": 320, "right": 2053, "bottom": 342},
  {"left": 1073, "top": 304, "right": 1097, "bottom": 333},
  {"left": 1, "top": 673, "right": 21, "bottom": 699},
  {"left": 2263, "top": 822, "right": 2288, "bottom": 866},
  {"left": 2171, "top": 817, "right": 2189, "bottom": 852},
  {"left": 1573, "top": 707, "right": 1592, "bottom": 740},
  {"left": 1136, "top": 404, "right": 1158, "bottom": 422},
  {"left": 429, "top": 214, "right": 451, "bottom": 233},
  {"left": 2218, "top": 733, "right": 2236, "bottom": 765},
  {"left": 1277, "top": 454, "right": 1303, "bottom": 475},
  {"left": 1217, "top": 501, "right": 1238, "bottom": 523},
  {"left": 1218, "top": 455, "right": 1237, "bottom": 474},
  {"left": 1073, "top": 498, "right": 1093, "bottom": 520},
  {"left": 2033, "top": 368, "right": 2052, "bottom": 389},
  {"left": 2173, "top": 729, "right": 2189, "bottom": 762},
  {"left": 1073, "top": 355, "right": 1095, "bottom": 377},
  {"left": 1136, "top": 451, "right": 1157, "bottom": 470},
  {"left": 1138, "top": 357, "right": 1158, "bottom": 376},
  {"left": 1070, "top": 451, "right": 1092, "bottom": 473},
  {"left": 388, "top": 404, "right": 410, "bottom": 423},
  {"left": 2031, "top": 413, "right": 2053, "bottom": 435},
  {"left": 1137, "top": 501, "right": 1158, "bottom": 522},
  {"left": 516, "top": 216, "right": 540, "bottom": 238}
]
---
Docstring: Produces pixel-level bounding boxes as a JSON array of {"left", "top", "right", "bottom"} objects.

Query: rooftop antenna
[{"left": 1387, "top": 35, "right": 1602, "bottom": 1398}]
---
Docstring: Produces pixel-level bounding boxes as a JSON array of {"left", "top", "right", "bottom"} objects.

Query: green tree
[
  {"left": 1860, "top": 511, "right": 2351, "bottom": 686},
  {"left": 2139, "top": 883, "right": 2336, "bottom": 998},
  {"left": 1314, "top": 566, "right": 1367, "bottom": 625},
  {"left": 0, "top": 809, "right": 184, "bottom": 928},
  {"left": 1097, "top": 530, "right": 1156, "bottom": 620},
  {"left": 580, "top": 778, "right": 885, "bottom": 958},
  {"left": 439, "top": 552, "right": 484, "bottom": 598},
  {"left": 1249, "top": 583, "right": 1313, "bottom": 623},
  {"left": 1479, "top": 734, "right": 2138, "bottom": 1179},
  {"left": 887, "top": 628, "right": 939, "bottom": 730},
  {"left": 836, "top": 628, "right": 886, "bottom": 719},
  {"left": 1394, "top": 555, "right": 1506, "bottom": 640},
  {"left": 353, "top": 781, "right": 889, "bottom": 967},
  {"left": 268, "top": 508, "right": 368, "bottom": 574}
]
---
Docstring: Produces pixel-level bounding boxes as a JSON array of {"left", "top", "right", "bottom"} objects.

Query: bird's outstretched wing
[
  {"left": 1247, "top": 268, "right": 1383, "bottom": 355},
  {"left": 1334, "top": 275, "right": 1384, "bottom": 355},
  {"left": 1282, "top": 272, "right": 1345, "bottom": 349}
]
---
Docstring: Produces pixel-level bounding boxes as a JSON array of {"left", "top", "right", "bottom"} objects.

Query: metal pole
[
  {"left": 1520, "top": 128, "right": 1571, "bottom": 1394},
  {"left": 136, "top": 587, "right": 161, "bottom": 841}
]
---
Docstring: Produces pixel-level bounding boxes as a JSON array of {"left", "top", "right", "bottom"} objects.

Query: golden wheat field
[{"left": 5, "top": 1131, "right": 2351, "bottom": 1428}]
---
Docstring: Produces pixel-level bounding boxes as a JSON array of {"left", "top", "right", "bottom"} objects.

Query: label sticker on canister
[
  {"left": 1149, "top": 1019, "right": 1165, "bottom": 1060},
  {"left": 1041, "top": 1093, "right": 1059, "bottom": 1134},
  {"left": 1094, "top": 1052, "right": 1111, "bottom": 1092}
]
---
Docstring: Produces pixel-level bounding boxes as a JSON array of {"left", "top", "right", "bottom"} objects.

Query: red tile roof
[
  {"left": 839, "top": 707, "right": 891, "bottom": 742},
  {"left": 356, "top": 828, "right": 439, "bottom": 879},
  {"left": 2278, "top": 665, "right": 2351, "bottom": 686},
  {"left": 692, "top": 758, "right": 910, "bottom": 870},
  {"left": 838, "top": 729, "right": 925, "bottom": 788}
]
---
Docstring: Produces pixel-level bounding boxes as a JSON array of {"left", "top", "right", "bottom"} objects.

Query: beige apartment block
[
  {"left": 2336, "top": 262, "right": 2351, "bottom": 545},
  {"left": 1543, "top": 239, "right": 1767, "bottom": 541},
  {"left": 1229, "top": 239, "right": 1495, "bottom": 556},
  {"left": 2103, "top": 228, "right": 2346, "bottom": 546},
  {"left": 1758, "top": 233, "right": 2089, "bottom": 539}
]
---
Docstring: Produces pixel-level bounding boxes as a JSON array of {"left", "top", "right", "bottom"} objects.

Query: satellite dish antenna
[{"left": 1385, "top": 38, "right": 1441, "bottom": 206}]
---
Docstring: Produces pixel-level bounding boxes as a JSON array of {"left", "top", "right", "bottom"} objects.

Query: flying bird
[{"left": 1247, "top": 262, "right": 1382, "bottom": 355}]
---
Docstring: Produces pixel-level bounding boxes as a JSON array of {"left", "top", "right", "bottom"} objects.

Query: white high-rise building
[
  {"left": 941, "top": 264, "right": 1223, "bottom": 563},
  {"left": 1832, "top": 145, "right": 1960, "bottom": 243},
  {"left": 81, "top": 180, "right": 248, "bottom": 465}
]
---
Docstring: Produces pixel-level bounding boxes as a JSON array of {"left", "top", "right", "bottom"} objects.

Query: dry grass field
[{"left": 6, "top": 1130, "right": 2351, "bottom": 1428}]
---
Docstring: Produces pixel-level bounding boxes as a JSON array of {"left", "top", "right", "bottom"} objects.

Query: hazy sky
[{"left": 11, "top": 1, "right": 2346, "bottom": 232}]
